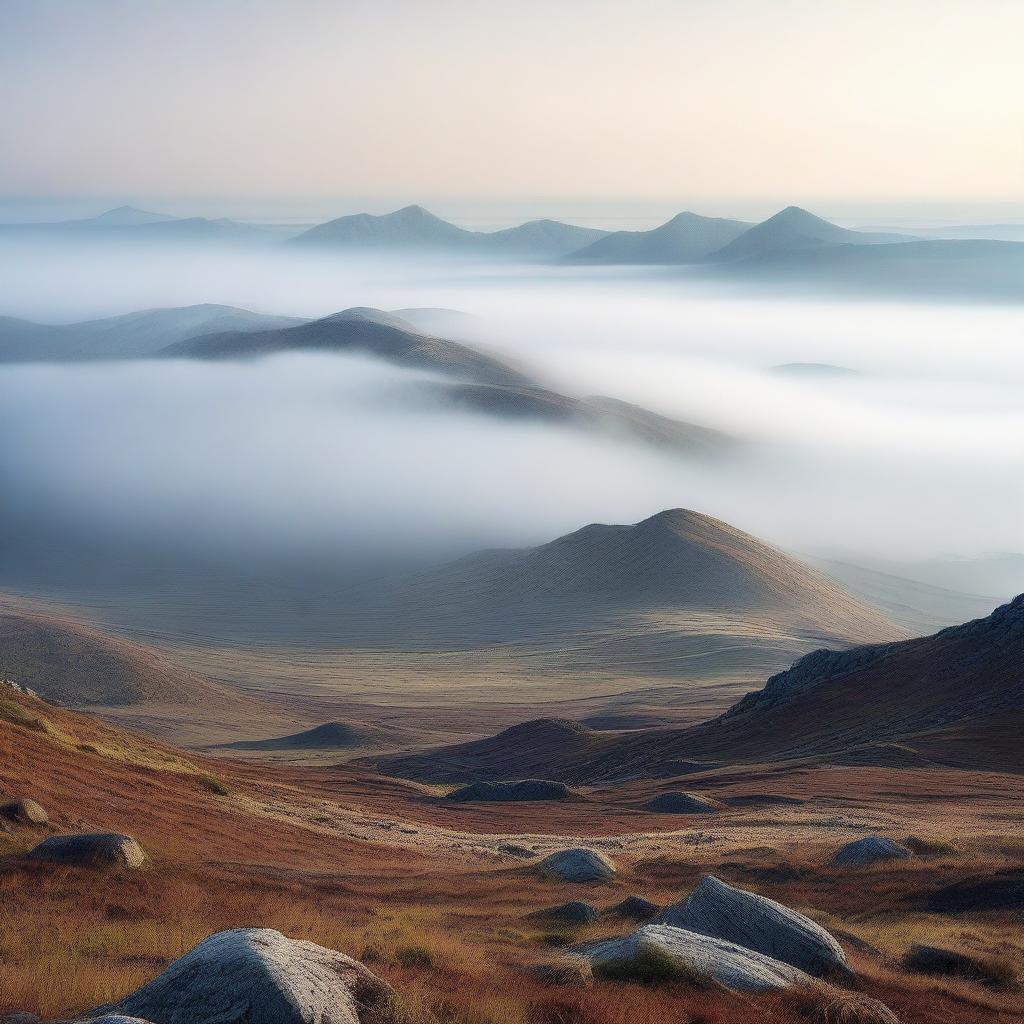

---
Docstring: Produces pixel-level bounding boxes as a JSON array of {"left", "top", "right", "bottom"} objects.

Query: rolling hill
[
  {"left": 0, "top": 304, "right": 304, "bottom": 362},
  {"left": 565, "top": 212, "right": 751, "bottom": 264},
  {"left": 163, "top": 306, "right": 535, "bottom": 386},
  {"left": 708, "top": 206, "right": 913, "bottom": 262}
]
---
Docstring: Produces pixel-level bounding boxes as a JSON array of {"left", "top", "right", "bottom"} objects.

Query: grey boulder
[
  {"left": 829, "top": 836, "right": 913, "bottom": 867},
  {"left": 529, "top": 901, "right": 598, "bottom": 924},
  {"left": 0, "top": 798, "right": 48, "bottom": 826},
  {"left": 607, "top": 895, "right": 660, "bottom": 920},
  {"left": 91, "top": 928, "right": 397, "bottom": 1024},
  {"left": 582, "top": 924, "right": 812, "bottom": 992},
  {"left": 538, "top": 848, "right": 616, "bottom": 883},
  {"left": 29, "top": 833, "right": 147, "bottom": 869},
  {"left": 655, "top": 874, "right": 850, "bottom": 978}
]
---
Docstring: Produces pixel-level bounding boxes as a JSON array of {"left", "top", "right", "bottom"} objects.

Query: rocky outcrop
[
  {"left": 446, "top": 780, "right": 572, "bottom": 802},
  {"left": 92, "top": 928, "right": 397, "bottom": 1024},
  {"left": 607, "top": 895, "right": 660, "bottom": 920},
  {"left": 528, "top": 901, "right": 597, "bottom": 925},
  {"left": 829, "top": 836, "right": 913, "bottom": 867},
  {"left": 0, "top": 798, "right": 48, "bottom": 826},
  {"left": 28, "top": 833, "right": 147, "bottom": 869},
  {"left": 537, "top": 848, "right": 616, "bottom": 883},
  {"left": 645, "top": 792, "right": 721, "bottom": 813},
  {"left": 581, "top": 924, "right": 812, "bottom": 992},
  {"left": 655, "top": 875, "right": 850, "bottom": 978}
]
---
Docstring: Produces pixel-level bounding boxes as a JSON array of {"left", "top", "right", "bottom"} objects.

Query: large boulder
[
  {"left": 28, "top": 833, "right": 147, "bottom": 869},
  {"left": 581, "top": 924, "right": 812, "bottom": 992},
  {"left": 537, "top": 848, "right": 616, "bottom": 883},
  {"left": 829, "top": 836, "right": 913, "bottom": 867},
  {"left": 529, "top": 901, "right": 598, "bottom": 925},
  {"left": 446, "top": 779, "right": 573, "bottom": 802},
  {"left": 655, "top": 875, "right": 850, "bottom": 978},
  {"left": 1, "top": 798, "right": 48, "bottom": 826},
  {"left": 645, "top": 792, "right": 721, "bottom": 814},
  {"left": 92, "top": 928, "right": 397, "bottom": 1024}
]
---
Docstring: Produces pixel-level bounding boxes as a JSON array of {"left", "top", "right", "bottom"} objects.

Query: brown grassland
[{"left": 1, "top": 687, "right": 1022, "bottom": 1023}]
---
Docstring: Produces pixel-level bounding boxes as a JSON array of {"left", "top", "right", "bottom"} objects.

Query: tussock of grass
[
  {"left": 197, "top": 775, "right": 229, "bottom": 797},
  {"left": 786, "top": 985, "right": 899, "bottom": 1024},
  {"left": 0, "top": 698, "right": 48, "bottom": 731},
  {"left": 592, "top": 946, "right": 697, "bottom": 987}
]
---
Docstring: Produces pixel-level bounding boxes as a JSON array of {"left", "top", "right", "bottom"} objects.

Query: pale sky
[{"left": 1, "top": 0, "right": 1022, "bottom": 204}]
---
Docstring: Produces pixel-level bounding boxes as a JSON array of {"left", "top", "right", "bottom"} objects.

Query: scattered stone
[
  {"left": 529, "top": 901, "right": 597, "bottom": 925},
  {"left": 607, "top": 895, "right": 660, "bottom": 920},
  {"left": 645, "top": 792, "right": 721, "bottom": 814},
  {"left": 531, "top": 958, "right": 593, "bottom": 987},
  {"left": 446, "top": 780, "right": 572, "bottom": 802},
  {"left": 655, "top": 875, "right": 850, "bottom": 978},
  {"left": 537, "top": 848, "right": 616, "bottom": 883},
  {"left": 496, "top": 843, "right": 537, "bottom": 858},
  {"left": 91, "top": 928, "right": 397, "bottom": 1024},
  {"left": 905, "top": 943, "right": 1016, "bottom": 987},
  {"left": 28, "top": 833, "right": 148, "bottom": 869},
  {"left": 581, "top": 924, "right": 812, "bottom": 992},
  {"left": 0, "top": 798, "right": 48, "bottom": 826},
  {"left": 829, "top": 836, "right": 913, "bottom": 867}
]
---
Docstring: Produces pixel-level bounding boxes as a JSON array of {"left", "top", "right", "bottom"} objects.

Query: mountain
[
  {"left": 376, "top": 594, "right": 1021, "bottom": 782},
  {"left": 484, "top": 219, "right": 608, "bottom": 256},
  {"left": 565, "top": 212, "right": 751, "bottom": 264},
  {"left": 291, "top": 205, "right": 472, "bottom": 248},
  {"left": 0, "top": 304, "right": 305, "bottom": 362},
  {"left": 709, "top": 206, "right": 914, "bottom": 262},
  {"left": 290, "top": 205, "right": 608, "bottom": 257},
  {"left": 71, "top": 206, "right": 178, "bottom": 226},
  {"left": 163, "top": 306, "right": 534, "bottom": 386}
]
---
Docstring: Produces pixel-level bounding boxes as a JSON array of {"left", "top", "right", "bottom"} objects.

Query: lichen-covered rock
[
  {"left": 655, "top": 875, "right": 850, "bottom": 978},
  {"left": 581, "top": 924, "right": 812, "bottom": 992},
  {"left": 447, "top": 780, "right": 572, "bottom": 802},
  {"left": 607, "top": 895, "right": 660, "bottom": 920},
  {"left": 529, "top": 901, "right": 598, "bottom": 924},
  {"left": 29, "top": 833, "right": 147, "bottom": 869},
  {"left": 538, "top": 848, "right": 616, "bottom": 883},
  {"left": 829, "top": 836, "right": 913, "bottom": 867},
  {"left": 0, "top": 798, "right": 48, "bottom": 826},
  {"left": 645, "top": 792, "right": 721, "bottom": 814},
  {"left": 91, "top": 928, "right": 398, "bottom": 1024}
]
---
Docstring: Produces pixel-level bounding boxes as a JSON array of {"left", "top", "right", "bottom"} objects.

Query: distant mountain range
[{"left": 289, "top": 204, "right": 608, "bottom": 256}]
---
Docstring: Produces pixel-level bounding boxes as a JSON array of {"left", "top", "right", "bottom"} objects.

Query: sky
[{"left": 1, "top": 0, "right": 1022, "bottom": 212}]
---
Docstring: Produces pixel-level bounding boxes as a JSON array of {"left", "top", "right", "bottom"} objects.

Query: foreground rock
[
  {"left": 446, "top": 779, "right": 572, "bottom": 802},
  {"left": 529, "top": 901, "right": 597, "bottom": 925},
  {"left": 29, "top": 833, "right": 147, "bottom": 869},
  {"left": 829, "top": 836, "right": 913, "bottom": 867},
  {"left": 0, "top": 798, "right": 48, "bottom": 826},
  {"left": 93, "top": 928, "right": 397, "bottom": 1024},
  {"left": 538, "top": 848, "right": 616, "bottom": 883},
  {"left": 645, "top": 791, "right": 721, "bottom": 814},
  {"left": 655, "top": 875, "right": 850, "bottom": 978},
  {"left": 608, "top": 895, "right": 660, "bottom": 920},
  {"left": 581, "top": 924, "right": 812, "bottom": 992}
]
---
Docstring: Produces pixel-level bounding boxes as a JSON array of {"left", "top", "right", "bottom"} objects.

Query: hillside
[
  {"left": 485, "top": 218, "right": 608, "bottom": 256},
  {"left": 0, "top": 304, "right": 304, "bottom": 362},
  {"left": 709, "top": 206, "right": 913, "bottom": 262},
  {"left": 565, "top": 212, "right": 750, "bottom": 264},
  {"left": 0, "top": 600, "right": 237, "bottom": 708},
  {"left": 376, "top": 594, "right": 1022, "bottom": 782},
  {"left": 163, "top": 306, "right": 534, "bottom": 386},
  {"left": 71, "top": 206, "right": 178, "bottom": 226}
]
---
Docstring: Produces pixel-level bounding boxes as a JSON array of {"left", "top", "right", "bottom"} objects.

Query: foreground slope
[{"left": 565, "top": 211, "right": 751, "bottom": 264}]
